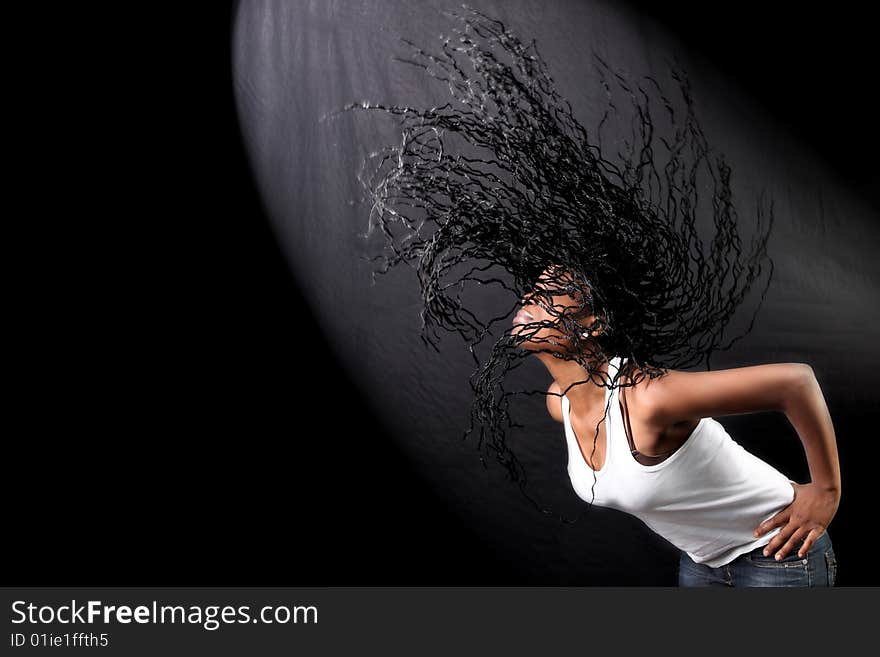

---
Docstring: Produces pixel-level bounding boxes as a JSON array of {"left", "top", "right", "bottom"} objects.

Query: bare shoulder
[{"left": 546, "top": 380, "right": 564, "bottom": 423}]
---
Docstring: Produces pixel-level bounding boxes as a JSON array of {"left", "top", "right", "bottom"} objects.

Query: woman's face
[{"left": 510, "top": 265, "right": 599, "bottom": 353}]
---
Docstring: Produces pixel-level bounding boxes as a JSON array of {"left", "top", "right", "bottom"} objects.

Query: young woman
[
  {"left": 512, "top": 265, "right": 841, "bottom": 586},
  {"left": 344, "top": 6, "right": 842, "bottom": 586}
]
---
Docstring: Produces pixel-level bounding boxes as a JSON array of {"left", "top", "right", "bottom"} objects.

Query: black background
[{"left": 8, "top": 1, "right": 875, "bottom": 585}]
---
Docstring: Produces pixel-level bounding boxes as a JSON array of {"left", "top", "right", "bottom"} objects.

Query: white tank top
[{"left": 562, "top": 356, "right": 797, "bottom": 567}]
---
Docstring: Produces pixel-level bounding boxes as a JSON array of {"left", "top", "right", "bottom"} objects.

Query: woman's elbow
[{"left": 781, "top": 363, "right": 818, "bottom": 411}]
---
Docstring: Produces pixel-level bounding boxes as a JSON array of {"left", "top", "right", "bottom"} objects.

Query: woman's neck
[{"left": 537, "top": 352, "right": 611, "bottom": 411}]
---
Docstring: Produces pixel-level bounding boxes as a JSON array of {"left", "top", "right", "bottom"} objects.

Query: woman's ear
[{"left": 580, "top": 316, "right": 605, "bottom": 338}]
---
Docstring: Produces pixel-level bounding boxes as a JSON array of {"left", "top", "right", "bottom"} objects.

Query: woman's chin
[{"left": 509, "top": 326, "right": 534, "bottom": 348}]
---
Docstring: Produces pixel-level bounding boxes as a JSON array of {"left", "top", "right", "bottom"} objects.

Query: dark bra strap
[{"left": 619, "top": 383, "right": 676, "bottom": 465}]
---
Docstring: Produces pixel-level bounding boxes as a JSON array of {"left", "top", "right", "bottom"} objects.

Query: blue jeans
[{"left": 678, "top": 530, "right": 837, "bottom": 587}]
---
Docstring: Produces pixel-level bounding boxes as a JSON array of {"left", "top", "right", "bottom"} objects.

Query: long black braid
[{"left": 323, "top": 4, "right": 775, "bottom": 522}]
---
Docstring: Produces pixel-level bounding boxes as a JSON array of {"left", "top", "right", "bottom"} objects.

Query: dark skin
[{"left": 512, "top": 265, "right": 842, "bottom": 561}]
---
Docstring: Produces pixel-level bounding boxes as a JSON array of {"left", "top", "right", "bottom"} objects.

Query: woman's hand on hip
[{"left": 752, "top": 481, "right": 841, "bottom": 560}]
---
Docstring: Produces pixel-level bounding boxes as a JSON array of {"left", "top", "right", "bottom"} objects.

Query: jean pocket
[{"left": 824, "top": 550, "right": 837, "bottom": 586}]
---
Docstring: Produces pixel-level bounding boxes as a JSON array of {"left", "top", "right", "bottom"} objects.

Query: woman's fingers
[
  {"left": 795, "top": 528, "right": 822, "bottom": 558},
  {"left": 770, "top": 525, "right": 809, "bottom": 560},
  {"left": 761, "top": 517, "right": 796, "bottom": 557},
  {"left": 754, "top": 507, "right": 790, "bottom": 538}
]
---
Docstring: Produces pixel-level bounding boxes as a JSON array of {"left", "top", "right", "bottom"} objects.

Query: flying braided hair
[{"left": 325, "top": 3, "right": 775, "bottom": 522}]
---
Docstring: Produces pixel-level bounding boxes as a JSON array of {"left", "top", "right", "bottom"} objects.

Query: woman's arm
[
  {"left": 777, "top": 370, "right": 841, "bottom": 493},
  {"left": 640, "top": 361, "right": 841, "bottom": 559},
  {"left": 640, "top": 362, "right": 840, "bottom": 492},
  {"left": 637, "top": 362, "right": 811, "bottom": 422}
]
